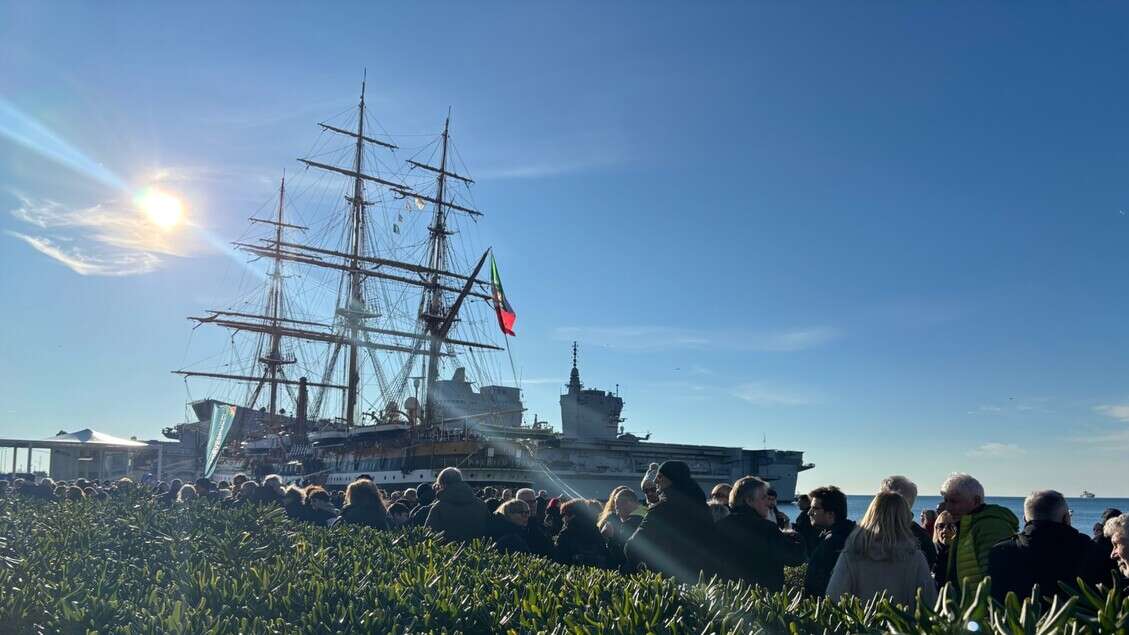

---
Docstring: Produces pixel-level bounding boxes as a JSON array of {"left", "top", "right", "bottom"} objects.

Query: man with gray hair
[
  {"left": 988, "top": 489, "right": 1107, "bottom": 602},
  {"left": 1104, "top": 514, "right": 1129, "bottom": 583},
  {"left": 880, "top": 475, "right": 937, "bottom": 567},
  {"left": 940, "top": 473, "right": 1018, "bottom": 589}
]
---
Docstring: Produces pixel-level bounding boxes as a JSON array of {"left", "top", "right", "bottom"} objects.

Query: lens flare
[{"left": 136, "top": 188, "right": 183, "bottom": 229}]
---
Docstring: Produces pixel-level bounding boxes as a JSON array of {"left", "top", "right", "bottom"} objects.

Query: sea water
[{"left": 775, "top": 495, "right": 1128, "bottom": 536}]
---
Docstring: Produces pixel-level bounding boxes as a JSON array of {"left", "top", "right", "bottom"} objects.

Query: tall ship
[{"left": 156, "top": 78, "right": 813, "bottom": 499}]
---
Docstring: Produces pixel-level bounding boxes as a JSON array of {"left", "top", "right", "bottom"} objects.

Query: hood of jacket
[
  {"left": 437, "top": 481, "right": 480, "bottom": 507},
  {"left": 970, "top": 503, "right": 1019, "bottom": 528}
]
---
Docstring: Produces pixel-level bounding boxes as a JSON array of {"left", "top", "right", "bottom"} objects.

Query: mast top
[{"left": 568, "top": 342, "right": 582, "bottom": 392}]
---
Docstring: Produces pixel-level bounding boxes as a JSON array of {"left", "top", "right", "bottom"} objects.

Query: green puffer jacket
[{"left": 948, "top": 504, "right": 1019, "bottom": 589}]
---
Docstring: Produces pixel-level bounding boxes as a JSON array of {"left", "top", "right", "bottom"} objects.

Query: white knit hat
[{"left": 640, "top": 462, "right": 660, "bottom": 490}]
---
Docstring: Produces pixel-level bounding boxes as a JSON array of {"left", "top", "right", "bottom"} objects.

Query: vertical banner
[{"left": 203, "top": 403, "right": 237, "bottom": 478}]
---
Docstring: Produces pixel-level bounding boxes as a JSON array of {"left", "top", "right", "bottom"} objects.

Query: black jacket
[
  {"left": 337, "top": 504, "right": 390, "bottom": 529},
  {"left": 424, "top": 481, "right": 490, "bottom": 542},
  {"left": 555, "top": 520, "right": 609, "bottom": 568},
  {"left": 524, "top": 517, "right": 554, "bottom": 557},
  {"left": 912, "top": 522, "right": 938, "bottom": 568},
  {"left": 804, "top": 518, "right": 856, "bottom": 597},
  {"left": 794, "top": 510, "right": 819, "bottom": 552},
  {"left": 988, "top": 520, "right": 1110, "bottom": 602},
  {"left": 488, "top": 514, "right": 532, "bottom": 554},
  {"left": 715, "top": 506, "right": 806, "bottom": 591},
  {"left": 626, "top": 490, "right": 720, "bottom": 583},
  {"left": 607, "top": 513, "right": 644, "bottom": 573}
]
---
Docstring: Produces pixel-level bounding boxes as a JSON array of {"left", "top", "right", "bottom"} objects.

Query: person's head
[
  {"left": 656, "top": 461, "right": 704, "bottom": 501},
  {"left": 845, "top": 491, "right": 917, "bottom": 559},
  {"left": 1103, "top": 515, "right": 1129, "bottom": 577},
  {"left": 880, "top": 475, "right": 919, "bottom": 509},
  {"left": 920, "top": 508, "right": 937, "bottom": 531},
  {"left": 708, "top": 500, "right": 730, "bottom": 522},
  {"left": 387, "top": 502, "right": 410, "bottom": 526},
  {"left": 515, "top": 488, "right": 536, "bottom": 508},
  {"left": 501, "top": 488, "right": 513, "bottom": 500},
  {"left": 345, "top": 479, "right": 386, "bottom": 510},
  {"left": 435, "top": 467, "right": 463, "bottom": 494},
  {"left": 169, "top": 478, "right": 183, "bottom": 493},
  {"left": 65, "top": 486, "right": 84, "bottom": 501},
  {"left": 305, "top": 486, "right": 332, "bottom": 509},
  {"left": 766, "top": 488, "right": 778, "bottom": 507},
  {"left": 401, "top": 488, "right": 418, "bottom": 506},
  {"left": 238, "top": 481, "right": 260, "bottom": 500},
  {"left": 940, "top": 473, "right": 984, "bottom": 519},
  {"left": 933, "top": 510, "right": 957, "bottom": 546},
  {"left": 560, "top": 499, "right": 595, "bottom": 527},
  {"left": 262, "top": 474, "right": 284, "bottom": 494},
  {"left": 282, "top": 485, "right": 305, "bottom": 507},
  {"left": 808, "top": 486, "right": 847, "bottom": 529},
  {"left": 232, "top": 473, "right": 248, "bottom": 488},
  {"left": 194, "top": 477, "right": 213, "bottom": 493},
  {"left": 730, "top": 476, "right": 770, "bottom": 516},
  {"left": 613, "top": 489, "right": 641, "bottom": 520},
  {"left": 1023, "top": 490, "right": 1069, "bottom": 525},
  {"left": 177, "top": 484, "right": 198, "bottom": 502},
  {"left": 796, "top": 494, "right": 811, "bottom": 512},
  {"left": 416, "top": 482, "right": 435, "bottom": 506},
  {"left": 498, "top": 499, "right": 531, "bottom": 527},
  {"left": 537, "top": 490, "right": 548, "bottom": 499},
  {"left": 710, "top": 483, "right": 733, "bottom": 504}
]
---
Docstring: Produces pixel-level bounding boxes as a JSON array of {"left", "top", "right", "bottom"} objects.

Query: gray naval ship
[{"left": 534, "top": 344, "right": 814, "bottom": 500}]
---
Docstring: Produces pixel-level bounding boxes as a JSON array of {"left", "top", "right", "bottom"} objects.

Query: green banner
[{"left": 204, "top": 403, "right": 237, "bottom": 478}]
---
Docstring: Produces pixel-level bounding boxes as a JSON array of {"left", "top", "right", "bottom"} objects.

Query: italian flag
[{"left": 490, "top": 254, "right": 516, "bottom": 336}]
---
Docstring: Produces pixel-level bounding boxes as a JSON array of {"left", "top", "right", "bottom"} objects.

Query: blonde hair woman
[
  {"left": 826, "top": 491, "right": 937, "bottom": 606},
  {"left": 598, "top": 486, "right": 629, "bottom": 537}
]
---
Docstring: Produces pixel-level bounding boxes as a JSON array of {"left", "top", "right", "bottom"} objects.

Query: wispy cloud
[
  {"left": 1094, "top": 404, "right": 1129, "bottom": 422},
  {"left": 519, "top": 377, "right": 564, "bottom": 386},
  {"left": 967, "top": 442, "right": 1026, "bottom": 458},
  {"left": 732, "top": 382, "right": 816, "bottom": 407},
  {"left": 967, "top": 397, "right": 1051, "bottom": 416},
  {"left": 552, "top": 325, "right": 841, "bottom": 353},
  {"left": 7, "top": 193, "right": 208, "bottom": 276}
]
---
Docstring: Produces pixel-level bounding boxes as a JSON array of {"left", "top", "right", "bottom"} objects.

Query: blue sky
[{"left": 2, "top": 2, "right": 1128, "bottom": 496}]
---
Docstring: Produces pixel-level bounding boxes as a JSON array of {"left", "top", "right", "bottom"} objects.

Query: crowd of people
[{"left": 2, "top": 464, "right": 1126, "bottom": 604}]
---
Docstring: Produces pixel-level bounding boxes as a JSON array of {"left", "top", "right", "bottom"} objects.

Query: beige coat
[{"left": 825, "top": 545, "right": 938, "bottom": 607}]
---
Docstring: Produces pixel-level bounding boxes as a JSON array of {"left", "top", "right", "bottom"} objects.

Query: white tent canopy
[{"left": 42, "top": 429, "right": 148, "bottom": 448}]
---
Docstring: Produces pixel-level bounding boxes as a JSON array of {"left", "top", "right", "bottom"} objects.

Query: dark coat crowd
[{"left": 2, "top": 467, "right": 1126, "bottom": 605}]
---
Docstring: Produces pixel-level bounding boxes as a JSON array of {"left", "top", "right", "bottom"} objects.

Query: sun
[{"left": 136, "top": 188, "right": 183, "bottom": 229}]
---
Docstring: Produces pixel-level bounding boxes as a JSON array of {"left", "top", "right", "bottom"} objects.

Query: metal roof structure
[{"left": 0, "top": 428, "right": 149, "bottom": 450}]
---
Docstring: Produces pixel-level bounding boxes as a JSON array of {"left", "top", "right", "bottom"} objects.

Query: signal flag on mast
[{"left": 490, "top": 254, "right": 516, "bottom": 336}]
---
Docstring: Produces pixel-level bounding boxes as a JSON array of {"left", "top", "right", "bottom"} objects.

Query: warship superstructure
[{"left": 156, "top": 78, "right": 813, "bottom": 499}]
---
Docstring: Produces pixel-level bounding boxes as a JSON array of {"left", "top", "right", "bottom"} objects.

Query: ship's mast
[
  {"left": 264, "top": 173, "right": 291, "bottom": 422},
  {"left": 423, "top": 115, "right": 453, "bottom": 413},
  {"left": 343, "top": 74, "right": 370, "bottom": 427}
]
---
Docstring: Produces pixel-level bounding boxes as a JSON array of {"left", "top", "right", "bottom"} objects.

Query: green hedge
[{"left": 1, "top": 496, "right": 1125, "bottom": 634}]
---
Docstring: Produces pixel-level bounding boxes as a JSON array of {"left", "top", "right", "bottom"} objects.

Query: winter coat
[
  {"left": 523, "top": 517, "right": 554, "bottom": 557},
  {"left": 933, "top": 542, "right": 951, "bottom": 588},
  {"left": 424, "top": 481, "right": 490, "bottom": 542},
  {"left": 337, "top": 504, "right": 390, "bottom": 530},
  {"left": 826, "top": 537, "right": 937, "bottom": 606},
  {"left": 948, "top": 504, "right": 1019, "bottom": 589},
  {"left": 626, "top": 490, "right": 720, "bottom": 583},
  {"left": 408, "top": 502, "right": 434, "bottom": 527},
  {"left": 555, "top": 520, "right": 609, "bottom": 568},
  {"left": 607, "top": 509, "right": 646, "bottom": 573},
  {"left": 302, "top": 505, "right": 338, "bottom": 527},
  {"left": 911, "top": 522, "right": 938, "bottom": 568},
  {"left": 488, "top": 514, "right": 532, "bottom": 554},
  {"left": 804, "top": 518, "right": 856, "bottom": 597},
  {"left": 794, "top": 510, "right": 819, "bottom": 552},
  {"left": 715, "top": 506, "right": 806, "bottom": 591},
  {"left": 988, "top": 520, "right": 1110, "bottom": 603}
]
